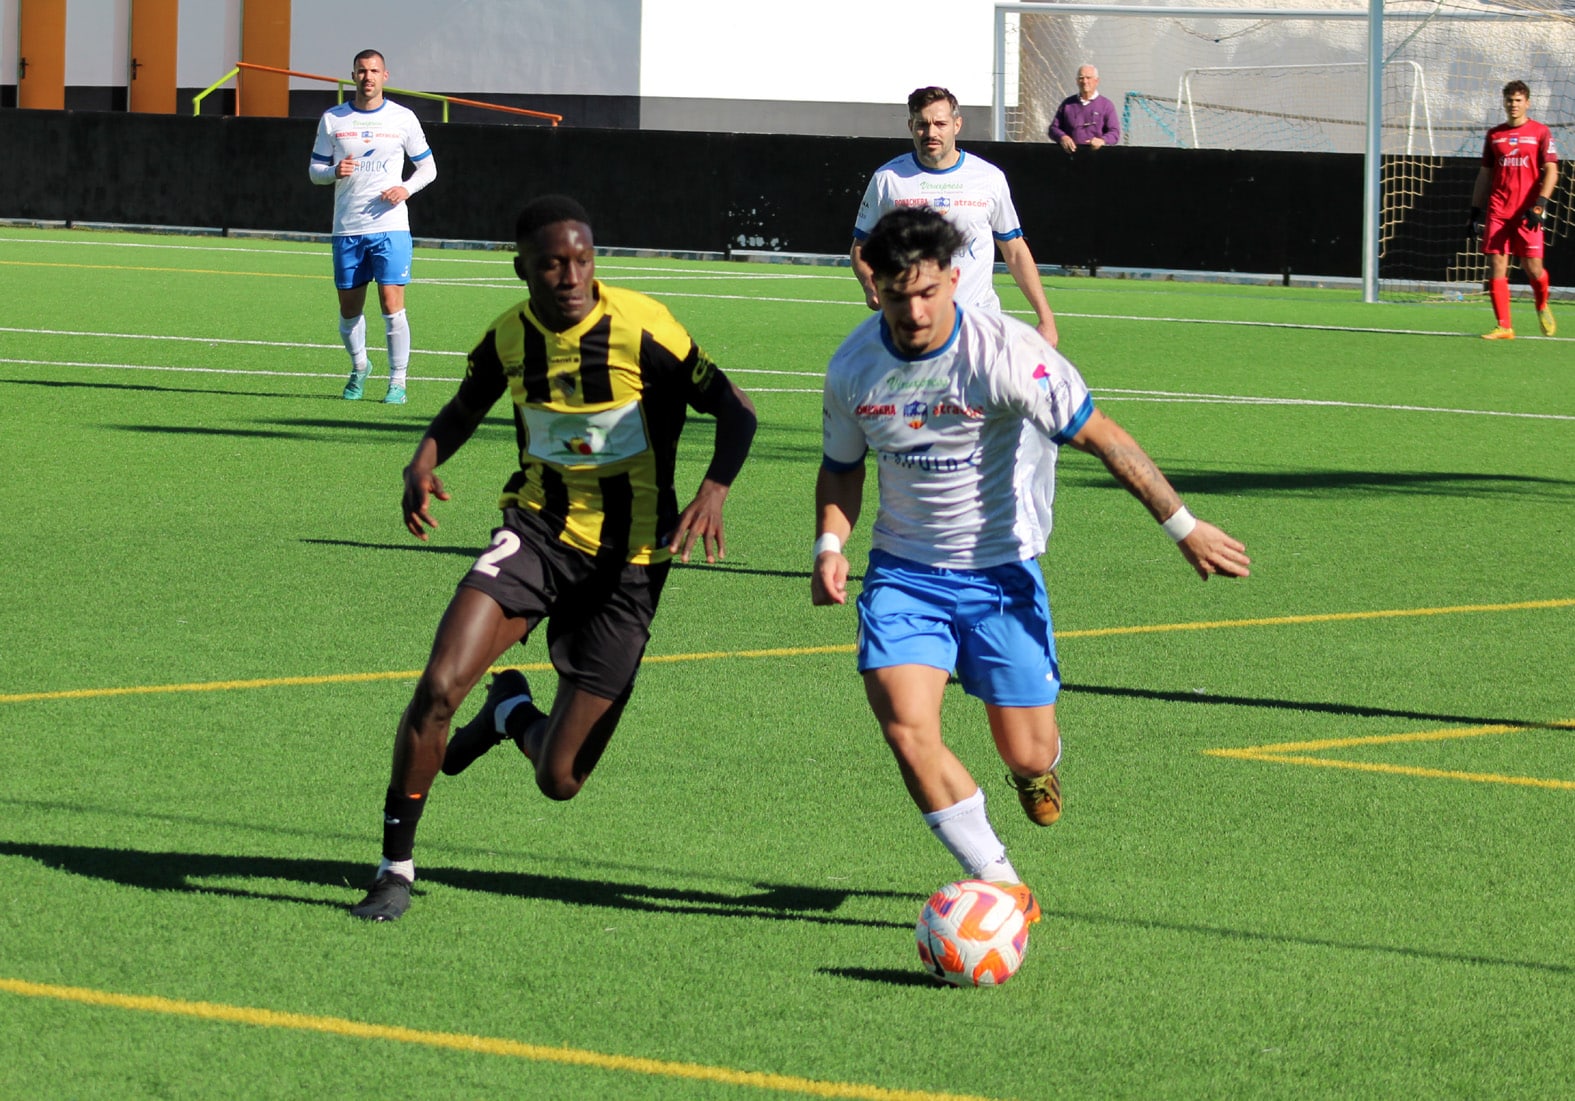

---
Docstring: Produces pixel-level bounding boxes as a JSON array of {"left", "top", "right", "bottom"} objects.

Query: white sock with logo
[
  {"left": 383, "top": 310, "right": 410, "bottom": 386},
  {"left": 339, "top": 314, "right": 368, "bottom": 374},
  {"left": 921, "top": 788, "right": 1018, "bottom": 883}
]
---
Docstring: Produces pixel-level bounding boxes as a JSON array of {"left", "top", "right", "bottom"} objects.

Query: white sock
[
  {"left": 494, "top": 694, "right": 533, "bottom": 734},
  {"left": 339, "top": 314, "right": 368, "bottom": 374},
  {"left": 377, "top": 857, "right": 414, "bottom": 882},
  {"left": 383, "top": 310, "right": 409, "bottom": 386},
  {"left": 921, "top": 788, "right": 1016, "bottom": 881}
]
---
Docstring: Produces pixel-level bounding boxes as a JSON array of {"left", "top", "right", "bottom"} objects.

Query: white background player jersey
[
  {"left": 311, "top": 100, "right": 432, "bottom": 236},
  {"left": 822, "top": 306, "right": 1094, "bottom": 570},
  {"left": 853, "top": 152, "right": 1025, "bottom": 313}
]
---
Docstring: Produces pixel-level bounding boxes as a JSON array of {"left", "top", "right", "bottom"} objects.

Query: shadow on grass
[
  {"left": 1064, "top": 682, "right": 1565, "bottom": 731},
  {"left": 4, "top": 839, "right": 1570, "bottom": 976},
  {"left": 818, "top": 967, "right": 945, "bottom": 989},
  {"left": 298, "top": 538, "right": 844, "bottom": 582},
  {"left": 302, "top": 537, "right": 482, "bottom": 559},
  {"left": 107, "top": 420, "right": 427, "bottom": 440},
  {"left": 1038, "top": 905, "right": 1575, "bottom": 977},
  {"left": 99, "top": 418, "right": 514, "bottom": 441},
  {"left": 0, "top": 841, "right": 906, "bottom": 930},
  {"left": 1062, "top": 462, "right": 1575, "bottom": 501}
]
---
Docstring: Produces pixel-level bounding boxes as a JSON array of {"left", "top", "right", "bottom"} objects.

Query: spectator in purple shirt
[{"left": 1049, "top": 65, "right": 1120, "bottom": 152}]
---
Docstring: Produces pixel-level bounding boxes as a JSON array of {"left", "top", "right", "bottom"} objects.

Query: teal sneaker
[
  {"left": 342, "top": 367, "right": 369, "bottom": 400},
  {"left": 382, "top": 384, "right": 407, "bottom": 405}
]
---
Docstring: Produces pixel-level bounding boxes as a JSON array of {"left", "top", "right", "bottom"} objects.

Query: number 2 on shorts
[{"left": 472, "top": 529, "right": 522, "bottom": 577}]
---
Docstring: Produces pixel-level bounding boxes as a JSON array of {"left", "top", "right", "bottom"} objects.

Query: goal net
[{"left": 998, "top": 0, "right": 1575, "bottom": 297}]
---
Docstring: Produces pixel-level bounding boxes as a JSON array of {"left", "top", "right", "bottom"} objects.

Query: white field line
[
  {"left": 0, "top": 325, "right": 463, "bottom": 357},
  {"left": 3, "top": 353, "right": 1571, "bottom": 419},
  {"left": 10, "top": 234, "right": 1574, "bottom": 340},
  {"left": 0, "top": 235, "right": 835, "bottom": 277},
  {"left": 11, "top": 231, "right": 1568, "bottom": 336}
]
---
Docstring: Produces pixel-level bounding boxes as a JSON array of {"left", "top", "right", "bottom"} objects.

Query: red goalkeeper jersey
[{"left": 1481, "top": 119, "right": 1559, "bottom": 220}]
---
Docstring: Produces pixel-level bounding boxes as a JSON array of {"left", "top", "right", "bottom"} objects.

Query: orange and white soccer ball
[{"left": 915, "top": 879, "right": 1031, "bottom": 987}]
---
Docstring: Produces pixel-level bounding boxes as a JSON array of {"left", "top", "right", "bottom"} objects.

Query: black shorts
[{"left": 457, "top": 508, "right": 670, "bottom": 699}]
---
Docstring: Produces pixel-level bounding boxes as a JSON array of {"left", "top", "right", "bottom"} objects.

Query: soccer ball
[{"left": 915, "top": 879, "right": 1030, "bottom": 987}]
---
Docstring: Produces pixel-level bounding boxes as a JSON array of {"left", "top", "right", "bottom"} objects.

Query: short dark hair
[
  {"left": 515, "top": 195, "right": 592, "bottom": 243},
  {"left": 907, "top": 86, "right": 959, "bottom": 117},
  {"left": 1503, "top": 79, "right": 1531, "bottom": 100},
  {"left": 860, "top": 207, "right": 964, "bottom": 281},
  {"left": 353, "top": 49, "right": 385, "bottom": 67}
]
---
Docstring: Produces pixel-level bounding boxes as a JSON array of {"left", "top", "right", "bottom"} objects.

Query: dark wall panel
[
  {"left": 0, "top": 111, "right": 74, "bottom": 220},
  {"left": 985, "top": 144, "right": 1366, "bottom": 276},
  {"left": 0, "top": 110, "right": 1377, "bottom": 277}
]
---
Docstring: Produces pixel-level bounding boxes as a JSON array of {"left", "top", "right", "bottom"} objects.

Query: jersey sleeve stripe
[{"left": 1051, "top": 393, "right": 1096, "bottom": 445}]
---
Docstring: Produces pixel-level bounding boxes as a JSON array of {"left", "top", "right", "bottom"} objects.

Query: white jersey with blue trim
[
  {"left": 311, "top": 100, "right": 432, "bottom": 236},
  {"left": 822, "top": 305, "right": 1094, "bottom": 570},
  {"left": 853, "top": 151, "right": 1025, "bottom": 313}
]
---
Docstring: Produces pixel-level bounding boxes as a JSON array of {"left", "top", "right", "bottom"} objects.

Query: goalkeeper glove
[
  {"left": 1468, "top": 207, "right": 1485, "bottom": 237},
  {"left": 1524, "top": 199, "right": 1548, "bottom": 230}
]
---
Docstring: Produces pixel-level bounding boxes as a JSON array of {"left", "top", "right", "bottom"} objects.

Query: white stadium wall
[{"left": 0, "top": 0, "right": 1002, "bottom": 134}]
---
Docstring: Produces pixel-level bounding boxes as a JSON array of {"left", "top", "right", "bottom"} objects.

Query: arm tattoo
[{"left": 1092, "top": 437, "right": 1180, "bottom": 522}]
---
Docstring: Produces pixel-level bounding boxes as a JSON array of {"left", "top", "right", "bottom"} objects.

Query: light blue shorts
[
  {"left": 855, "top": 549, "right": 1061, "bottom": 708},
  {"left": 332, "top": 231, "right": 413, "bottom": 290}
]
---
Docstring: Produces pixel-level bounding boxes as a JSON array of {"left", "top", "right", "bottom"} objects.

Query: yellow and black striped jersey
[{"left": 457, "top": 281, "right": 730, "bottom": 565}]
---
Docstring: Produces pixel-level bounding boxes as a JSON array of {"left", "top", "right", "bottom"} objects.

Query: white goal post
[
  {"left": 994, "top": 1, "right": 1575, "bottom": 301},
  {"left": 1177, "top": 61, "right": 1434, "bottom": 156}
]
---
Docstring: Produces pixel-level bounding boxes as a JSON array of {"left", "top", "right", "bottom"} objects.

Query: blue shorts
[
  {"left": 332, "top": 231, "right": 413, "bottom": 290},
  {"left": 855, "top": 549, "right": 1061, "bottom": 708}
]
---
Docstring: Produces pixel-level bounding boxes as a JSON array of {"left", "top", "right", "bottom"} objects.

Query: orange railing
[{"left": 193, "top": 62, "right": 563, "bottom": 125}]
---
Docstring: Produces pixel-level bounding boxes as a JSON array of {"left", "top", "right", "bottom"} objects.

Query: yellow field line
[
  {"left": 0, "top": 978, "right": 999, "bottom": 1101},
  {"left": 1205, "top": 719, "right": 1575, "bottom": 789},
  {"left": 1204, "top": 752, "right": 1575, "bottom": 790},
  {"left": 2, "top": 597, "right": 1568, "bottom": 706},
  {"left": 1054, "top": 596, "right": 1575, "bottom": 638},
  {"left": 1216, "top": 721, "right": 1575, "bottom": 756}
]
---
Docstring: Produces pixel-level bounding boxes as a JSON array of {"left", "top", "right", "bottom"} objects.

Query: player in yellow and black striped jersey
[
  {"left": 456, "top": 280, "right": 727, "bottom": 566},
  {"left": 350, "top": 195, "right": 757, "bottom": 921}
]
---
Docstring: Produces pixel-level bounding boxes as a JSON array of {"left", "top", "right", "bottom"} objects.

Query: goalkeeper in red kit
[{"left": 1470, "top": 80, "right": 1560, "bottom": 339}]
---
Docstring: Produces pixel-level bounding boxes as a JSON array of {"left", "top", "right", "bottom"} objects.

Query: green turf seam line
[
  {"left": 0, "top": 978, "right": 1003, "bottom": 1101},
  {"left": 3, "top": 598, "right": 1569, "bottom": 706}
]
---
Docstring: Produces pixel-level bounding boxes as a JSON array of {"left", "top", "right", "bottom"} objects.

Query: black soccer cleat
[
  {"left": 442, "top": 669, "right": 535, "bottom": 776},
  {"left": 349, "top": 872, "right": 412, "bottom": 922}
]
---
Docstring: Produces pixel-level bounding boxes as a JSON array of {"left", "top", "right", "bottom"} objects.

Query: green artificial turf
[{"left": 1, "top": 226, "right": 1572, "bottom": 1099}]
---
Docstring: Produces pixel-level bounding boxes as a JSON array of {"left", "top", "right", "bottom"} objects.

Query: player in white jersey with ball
[
  {"left": 851, "top": 86, "right": 1059, "bottom": 348},
  {"left": 814, "top": 207, "right": 1249, "bottom": 912},
  {"left": 310, "top": 49, "right": 437, "bottom": 404}
]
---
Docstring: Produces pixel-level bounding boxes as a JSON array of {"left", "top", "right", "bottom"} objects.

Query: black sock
[
  {"left": 381, "top": 787, "right": 427, "bottom": 863},
  {"left": 503, "top": 703, "right": 548, "bottom": 754}
]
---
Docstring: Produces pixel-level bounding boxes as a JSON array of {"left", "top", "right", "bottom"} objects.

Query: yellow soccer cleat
[
  {"left": 1007, "top": 766, "right": 1061, "bottom": 826},
  {"left": 1538, "top": 307, "right": 1556, "bottom": 337},
  {"left": 1481, "top": 326, "right": 1516, "bottom": 340}
]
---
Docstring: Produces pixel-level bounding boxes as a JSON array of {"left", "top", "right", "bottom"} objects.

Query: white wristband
[
  {"left": 813, "top": 532, "right": 843, "bottom": 559},
  {"left": 1161, "top": 506, "right": 1197, "bottom": 542}
]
